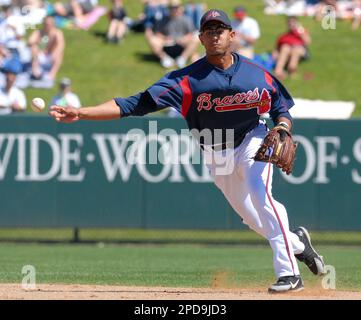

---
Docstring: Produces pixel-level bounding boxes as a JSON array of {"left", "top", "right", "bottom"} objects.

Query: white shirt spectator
[
  {"left": 0, "top": 16, "right": 26, "bottom": 47},
  {"left": 232, "top": 16, "right": 261, "bottom": 48},
  {"left": 50, "top": 92, "right": 81, "bottom": 108},
  {"left": 0, "top": 0, "right": 11, "bottom": 6},
  {"left": 0, "top": 86, "right": 26, "bottom": 115},
  {"left": 0, "top": 14, "right": 31, "bottom": 65}
]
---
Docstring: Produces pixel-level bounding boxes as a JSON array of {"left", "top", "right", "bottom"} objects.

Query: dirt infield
[{"left": 0, "top": 284, "right": 360, "bottom": 300}]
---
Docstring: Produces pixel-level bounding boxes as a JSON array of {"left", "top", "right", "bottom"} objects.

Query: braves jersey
[{"left": 115, "top": 53, "right": 294, "bottom": 145}]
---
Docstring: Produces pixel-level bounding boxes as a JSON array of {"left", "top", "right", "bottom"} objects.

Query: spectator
[
  {"left": 0, "top": 5, "right": 25, "bottom": 48},
  {"left": 352, "top": 0, "right": 361, "bottom": 30},
  {"left": 315, "top": 0, "right": 337, "bottom": 21},
  {"left": 145, "top": 0, "right": 199, "bottom": 68},
  {"left": 143, "top": 0, "right": 169, "bottom": 30},
  {"left": 264, "top": 0, "right": 288, "bottom": 15},
  {"left": 230, "top": 6, "right": 260, "bottom": 59},
  {"left": 304, "top": 0, "right": 321, "bottom": 17},
  {"left": 28, "top": 16, "right": 65, "bottom": 86},
  {"left": 0, "top": 4, "right": 29, "bottom": 66},
  {"left": 107, "top": 0, "right": 127, "bottom": 43},
  {"left": 50, "top": 77, "right": 81, "bottom": 108},
  {"left": 184, "top": 1, "right": 206, "bottom": 29},
  {"left": 0, "top": 58, "right": 26, "bottom": 115},
  {"left": 53, "top": 0, "right": 98, "bottom": 26},
  {"left": 265, "top": 0, "right": 320, "bottom": 16},
  {"left": 273, "top": 16, "right": 311, "bottom": 79},
  {"left": 126, "top": 0, "right": 169, "bottom": 33}
]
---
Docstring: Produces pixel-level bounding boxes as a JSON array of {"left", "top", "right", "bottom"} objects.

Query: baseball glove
[{"left": 254, "top": 124, "right": 298, "bottom": 175}]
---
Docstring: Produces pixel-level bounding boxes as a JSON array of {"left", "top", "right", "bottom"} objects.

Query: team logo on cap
[
  {"left": 196, "top": 88, "right": 272, "bottom": 115},
  {"left": 208, "top": 10, "right": 221, "bottom": 19}
]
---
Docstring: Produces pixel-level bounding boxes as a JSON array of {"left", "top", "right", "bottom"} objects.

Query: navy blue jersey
[{"left": 115, "top": 53, "right": 294, "bottom": 144}]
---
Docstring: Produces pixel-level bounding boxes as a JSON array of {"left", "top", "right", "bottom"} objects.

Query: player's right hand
[{"left": 49, "top": 105, "right": 80, "bottom": 123}]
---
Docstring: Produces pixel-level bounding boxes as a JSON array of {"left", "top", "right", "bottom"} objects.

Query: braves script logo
[
  {"left": 196, "top": 88, "right": 271, "bottom": 115},
  {"left": 208, "top": 11, "right": 220, "bottom": 19}
]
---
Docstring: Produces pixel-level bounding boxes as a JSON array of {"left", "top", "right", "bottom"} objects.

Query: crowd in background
[
  {"left": 0, "top": 0, "right": 359, "bottom": 115},
  {"left": 265, "top": 0, "right": 361, "bottom": 24}
]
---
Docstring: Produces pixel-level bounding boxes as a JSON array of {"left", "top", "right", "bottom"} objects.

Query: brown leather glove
[{"left": 254, "top": 125, "right": 298, "bottom": 175}]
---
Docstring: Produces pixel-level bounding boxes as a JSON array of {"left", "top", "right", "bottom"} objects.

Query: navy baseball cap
[{"left": 200, "top": 9, "right": 232, "bottom": 31}]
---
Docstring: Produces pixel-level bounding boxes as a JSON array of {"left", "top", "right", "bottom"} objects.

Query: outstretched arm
[
  {"left": 49, "top": 72, "right": 183, "bottom": 123},
  {"left": 49, "top": 99, "right": 121, "bottom": 123}
]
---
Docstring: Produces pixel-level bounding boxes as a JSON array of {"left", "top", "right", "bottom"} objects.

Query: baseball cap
[
  {"left": 60, "top": 77, "right": 71, "bottom": 87},
  {"left": 234, "top": 6, "right": 247, "bottom": 18},
  {"left": 200, "top": 9, "right": 232, "bottom": 31}
]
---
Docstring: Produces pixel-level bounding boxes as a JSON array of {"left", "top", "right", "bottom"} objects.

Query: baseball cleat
[
  {"left": 268, "top": 275, "right": 304, "bottom": 293},
  {"left": 293, "top": 226, "right": 326, "bottom": 276}
]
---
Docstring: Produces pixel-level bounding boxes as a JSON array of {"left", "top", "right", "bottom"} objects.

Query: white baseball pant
[{"left": 202, "top": 120, "right": 305, "bottom": 278}]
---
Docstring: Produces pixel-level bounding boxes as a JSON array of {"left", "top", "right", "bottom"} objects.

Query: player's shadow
[{"left": 135, "top": 52, "right": 160, "bottom": 64}]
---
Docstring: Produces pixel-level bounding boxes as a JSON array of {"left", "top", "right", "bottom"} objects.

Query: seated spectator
[
  {"left": 0, "top": 5, "right": 25, "bottom": 49},
  {"left": 50, "top": 77, "right": 81, "bottom": 108},
  {"left": 264, "top": 0, "right": 288, "bottom": 15},
  {"left": 304, "top": 0, "right": 321, "bottom": 17},
  {"left": 127, "top": 0, "right": 169, "bottom": 32},
  {"left": 0, "top": 4, "right": 31, "bottom": 67},
  {"left": 230, "top": 6, "right": 260, "bottom": 59},
  {"left": 16, "top": 0, "right": 47, "bottom": 26},
  {"left": 267, "top": 0, "right": 308, "bottom": 16},
  {"left": 0, "top": 58, "right": 26, "bottom": 115},
  {"left": 264, "top": 0, "right": 331, "bottom": 17},
  {"left": 52, "top": 0, "right": 98, "bottom": 26},
  {"left": 315, "top": 0, "right": 337, "bottom": 21},
  {"left": 28, "top": 16, "right": 65, "bottom": 86},
  {"left": 106, "top": 0, "right": 127, "bottom": 43},
  {"left": 145, "top": 0, "right": 199, "bottom": 68},
  {"left": 184, "top": 1, "right": 206, "bottom": 29},
  {"left": 142, "top": 0, "right": 169, "bottom": 32},
  {"left": 352, "top": 0, "right": 361, "bottom": 30},
  {"left": 273, "top": 16, "right": 311, "bottom": 79}
]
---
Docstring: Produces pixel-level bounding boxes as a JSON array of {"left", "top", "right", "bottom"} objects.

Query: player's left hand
[
  {"left": 254, "top": 125, "right": 298, "bottom": 175},
  {"left": 49, "top": 105, "right": 80, "bottom": 123}
]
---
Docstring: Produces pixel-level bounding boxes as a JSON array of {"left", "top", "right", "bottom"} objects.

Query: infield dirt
[{"left": 0, "top": 284, "right": 360, "bottom": 300}]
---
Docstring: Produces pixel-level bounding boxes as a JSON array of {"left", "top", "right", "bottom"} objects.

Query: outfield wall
[{"left": 0, "top": 116, "right": 360, "bottom": 230}]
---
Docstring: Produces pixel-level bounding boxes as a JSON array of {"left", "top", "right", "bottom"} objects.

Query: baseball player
[{"left": 49, "top": 9, "right": 325, "bottom": 293}]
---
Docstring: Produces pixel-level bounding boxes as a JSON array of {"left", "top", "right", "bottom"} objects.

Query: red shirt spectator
[
  {"left": 276, "top": 17, "right": 310, "bottom": 50},
  {"left": 273, "top": 16, "right": 311, "bottom": 80},
  {"left": 277, "top": 29, "right": 307, "bottom": 49}
]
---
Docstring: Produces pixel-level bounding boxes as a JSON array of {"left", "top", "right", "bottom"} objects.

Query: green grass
[
  {"left": 0, "top": 243, "right": 360, "bottom": 290},
  {"left": 25, "top": 0, "right": 361, "bottom": 115},
  {"left": 1, "top": 228, "right": 361, "bottom": 246}
]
